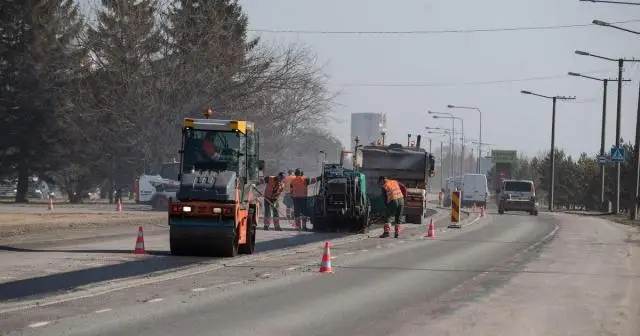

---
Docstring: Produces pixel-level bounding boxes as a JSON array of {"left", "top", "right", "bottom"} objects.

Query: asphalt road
[{"left": 1, "top": 207, "right": 568, "bottom": 336}]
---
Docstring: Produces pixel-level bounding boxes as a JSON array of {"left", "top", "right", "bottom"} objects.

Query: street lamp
[
  {"left": 580, "top": 0, "right": 640, "bottom": 5},
  {"left": 521, "top": 90, "right": 576, "bottom": 211},
  {"left": 448, "top": 105, "right": 483, "bottom": 173},
  {"left": 426, "top": 127, "right": 456, "bottom": 177},
  {"left": 433, "top": 115, "right": 465, "bottom": 175},
  {"left": 568, "top": 71, "right": 631, "bottom": 208},
  {"left": 593, "top": 19, "right": 640, "bottom": 35},
  {"left": 575, "top": 50, "right": 640, "bottom": 214}
]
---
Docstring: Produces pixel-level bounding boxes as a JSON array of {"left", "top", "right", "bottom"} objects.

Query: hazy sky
[{"left": 238, "top": 0, "right": 640, "bottom": 158}]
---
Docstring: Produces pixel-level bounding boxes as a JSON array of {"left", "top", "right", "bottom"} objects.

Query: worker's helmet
[
  {"left": 287, "top": 169, "right": 294, "bottom": 175},
  {"left": 277, "top": 172, "right": 285, "bottom": 180},
  {"left": 294, "top": 168, "right": 303, "bottom": 176}
]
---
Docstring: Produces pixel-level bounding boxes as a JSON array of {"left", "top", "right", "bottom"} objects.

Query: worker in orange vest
[
  {"left": 283, "top": 169, "right": 295, "bottom": 220},
  {"left": 261, "top": 172, "right": 285, "bottom": 231},
  {"left": 290, "top": 168, "right": 321, "bottom": 231},
  {"left": 379, "top": 176, "right": 406, "bottom": 238}
]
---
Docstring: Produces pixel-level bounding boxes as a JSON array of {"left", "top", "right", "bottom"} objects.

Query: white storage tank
[{"left": 351, "top": 113, "right": 386, "bottom": 149}]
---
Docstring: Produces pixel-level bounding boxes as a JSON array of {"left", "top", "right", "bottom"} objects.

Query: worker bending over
[
  {"left": 379, "top": 176, "right": 407, "bottom": 238},
  {"left": 260, "top": 172, "right": 285, "bottom": 231},
  {"left": 290, "top": 168, "right": 321, "bottom": 231}
]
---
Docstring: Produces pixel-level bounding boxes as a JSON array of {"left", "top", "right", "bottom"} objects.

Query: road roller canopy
[{"left": 182, "top": 118, "right": 255, "bottom": 135}]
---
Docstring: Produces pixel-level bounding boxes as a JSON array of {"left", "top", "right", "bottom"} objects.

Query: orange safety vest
[
  {"left": 291, "top": 176, "right": 309, "bottom": 198},
  {"left": 263, "top": 176, "right": 284, "bottom": 199},
  {"left": 383, "top": 179, "right": 404, "bottom": 202},
  {"left": 283, "top": 175, "right": 295, "bottom": 194}
]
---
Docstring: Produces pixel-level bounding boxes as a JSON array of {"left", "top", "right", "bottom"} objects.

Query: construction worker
[
  {"left": 290, "top": 168, "right": 320, "bottom": 231},
  {"left": 379, "top": 176, "right": 407, "bottom": 238},
  {"left": 283, "top": 169, "right": 295, "bottom": 220},
  {"left": 201, "top": 133, "right": 220, "bottom": 160},
  {"left": 261, "top": 172, "right": 285, "bottom": 231}
]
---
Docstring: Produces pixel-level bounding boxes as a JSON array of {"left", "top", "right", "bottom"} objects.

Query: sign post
[{"left": 449, "top": 191, "right": 461, "bottom": 228}]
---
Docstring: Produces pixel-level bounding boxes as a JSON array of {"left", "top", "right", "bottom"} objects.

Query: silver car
[{"left": 498, "top": 180, "right": 538, "bottom": 215}]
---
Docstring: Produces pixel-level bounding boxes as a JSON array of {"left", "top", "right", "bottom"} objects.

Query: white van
[{"left": 462, "top": 174, "right": 488, "bottom": 207}]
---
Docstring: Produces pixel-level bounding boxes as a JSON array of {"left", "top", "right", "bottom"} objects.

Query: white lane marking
[
  {"left": 361, "top": 249, "right": 368, "bottom": 252},
  {"left": 344, "top": 252, "right": 355, "bottom": 255},
  {"left": 95, "top": 308, "right": 112, "bottom": 313},
  {"left": 286, "top": 267, "right": 297, "bottom": 271},
  {"left": 191, "top": 288, "right": 207, "bottom": 292},
  {"left": 147, "top": 298, "right": 163, "bottom": 303},
  {"left": 28, "top": 321, "right": 51, "bottom": 328}
]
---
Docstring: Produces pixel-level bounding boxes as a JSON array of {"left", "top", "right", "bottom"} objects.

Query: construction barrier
[{"left": 451, "top": 191, "right": 461, "bottom": 223}]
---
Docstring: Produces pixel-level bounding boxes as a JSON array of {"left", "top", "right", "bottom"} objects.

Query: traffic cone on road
[
  {"left": 47, "top": 197, "right": 54, "bottom": 211},
  {"left": 480, "top": 206, "right": 486, "bottom": 218},
  {"left": 134, "top": 226, "right": 145, "bottom": 254},
  {"left": 319, "top": 241, "right": 333, "bottom": 273},
  {"left": 116, "top": 199, "right": 123, "bottom": 212},
  {"left": 425, "top": 218, "right": 436, "bottom": 238}
]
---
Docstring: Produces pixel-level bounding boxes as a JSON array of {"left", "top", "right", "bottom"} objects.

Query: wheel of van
[{"left": 498, "top": 209, "right": 505, "bottom": 215}]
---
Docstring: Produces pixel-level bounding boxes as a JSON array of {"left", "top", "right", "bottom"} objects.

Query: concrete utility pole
[
  {"left": 521, "top": 90, "right": 576, "bottom": 211},
  {"left": 575, "top": 48, "right": 640, "bottom": 214},
  {"left": 568, "top": 72, "right": 631, "bottom": 209}
]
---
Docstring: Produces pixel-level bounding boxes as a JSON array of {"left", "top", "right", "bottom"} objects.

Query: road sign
[
  {"left": 610, "top": 147, "right": 625, "bottom": 162},
  {"left": 598, "top": 156, "right": 607, "bottom": 165},
  {"left": 491, "top": 150, "right": 518, "bottom": 164}
]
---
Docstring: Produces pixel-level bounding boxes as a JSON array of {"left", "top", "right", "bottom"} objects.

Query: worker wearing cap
[
  {"left": 290, "top": 168, "right": 320, "bottom": 231},
  {"left": 379, "top": 176, "right": 406, "bottom": 238},
  {"left": 260, "top": 172, "right": 285, "bottom": 231},
  {"left": 283, "top": 169, "right": 295, "bottom": 220}
]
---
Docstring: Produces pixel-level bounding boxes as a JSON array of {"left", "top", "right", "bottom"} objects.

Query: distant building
[{"left": 351, "top": 113, "right": 386, "bottom": 149}]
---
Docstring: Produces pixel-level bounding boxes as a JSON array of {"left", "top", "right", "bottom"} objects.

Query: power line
[
  {"left": 336, "top": 68, "right": 634, "bottom": 87},
  {"left": 249, "top": 19, "right": 640, "bottom": 35}
]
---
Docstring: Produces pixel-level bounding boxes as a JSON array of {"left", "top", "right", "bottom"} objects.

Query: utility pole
[
  {"left": 521, "top": 90, "right": 576, "bottom": 211},
  {"left": 632, "top": 81, "right": 640, "bottom": 220}
]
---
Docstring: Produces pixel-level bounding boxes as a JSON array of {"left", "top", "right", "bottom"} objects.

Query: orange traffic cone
[
  {"left": 48, "top": 197, "right": 54, "bottom": 211},
  {"left": 480, "top": 206, "right": 486, "bottom": 218},
  {"left": 134, "top": 226, "right": 145, "bottom": 254},
  {"left": 425, "top": 218, "right": 436, "bottom": 238},
  {"left": 116, "top": 199, "right": 123, "bottom": 212},
  {"left": 319, "top": 241, "right": 333, "bottom": 273}
]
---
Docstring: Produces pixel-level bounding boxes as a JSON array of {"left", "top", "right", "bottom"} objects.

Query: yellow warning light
[{"left": 202, "top": 107, "right": 213, "bottom": 119}]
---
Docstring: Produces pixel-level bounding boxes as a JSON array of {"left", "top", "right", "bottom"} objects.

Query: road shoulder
[{"left": 395, "top": 212, "right": 640, "bottom": 336}]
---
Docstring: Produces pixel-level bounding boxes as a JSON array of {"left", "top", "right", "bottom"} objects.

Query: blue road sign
[{"left": 610, "top": 147, "right": 625, "bottom": 163}]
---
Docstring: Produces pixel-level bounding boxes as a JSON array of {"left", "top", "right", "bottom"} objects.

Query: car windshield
[
  {"left": 504, "top": 181, "right": 532, "bottom": 192},
  {"left": 182, "top": 129, "right": 241, "bottom": 172}
]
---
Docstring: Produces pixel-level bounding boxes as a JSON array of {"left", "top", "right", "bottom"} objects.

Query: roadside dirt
[{"left": 0, "top": 212, "right": 167, "bottom": 239}]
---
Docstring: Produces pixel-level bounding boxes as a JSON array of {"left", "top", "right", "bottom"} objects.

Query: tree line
[
  {"left": 0, "top": 0, "right": 342, "bottom": 202},
  {"left": 486, "top": 140, "right": 638, "bottom": 211}
]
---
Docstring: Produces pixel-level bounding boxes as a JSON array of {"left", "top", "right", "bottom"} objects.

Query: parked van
[{"left": 462, "top": 174, "right": 488, "bottom": 207}]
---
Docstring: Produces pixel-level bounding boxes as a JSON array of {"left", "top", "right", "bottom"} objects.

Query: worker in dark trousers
[
  {"left": 379, "top": 176, "right": 406, "bottom": 238},
  {"left": 290, "top": 168, "right": 321, "bottom": 231}
]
